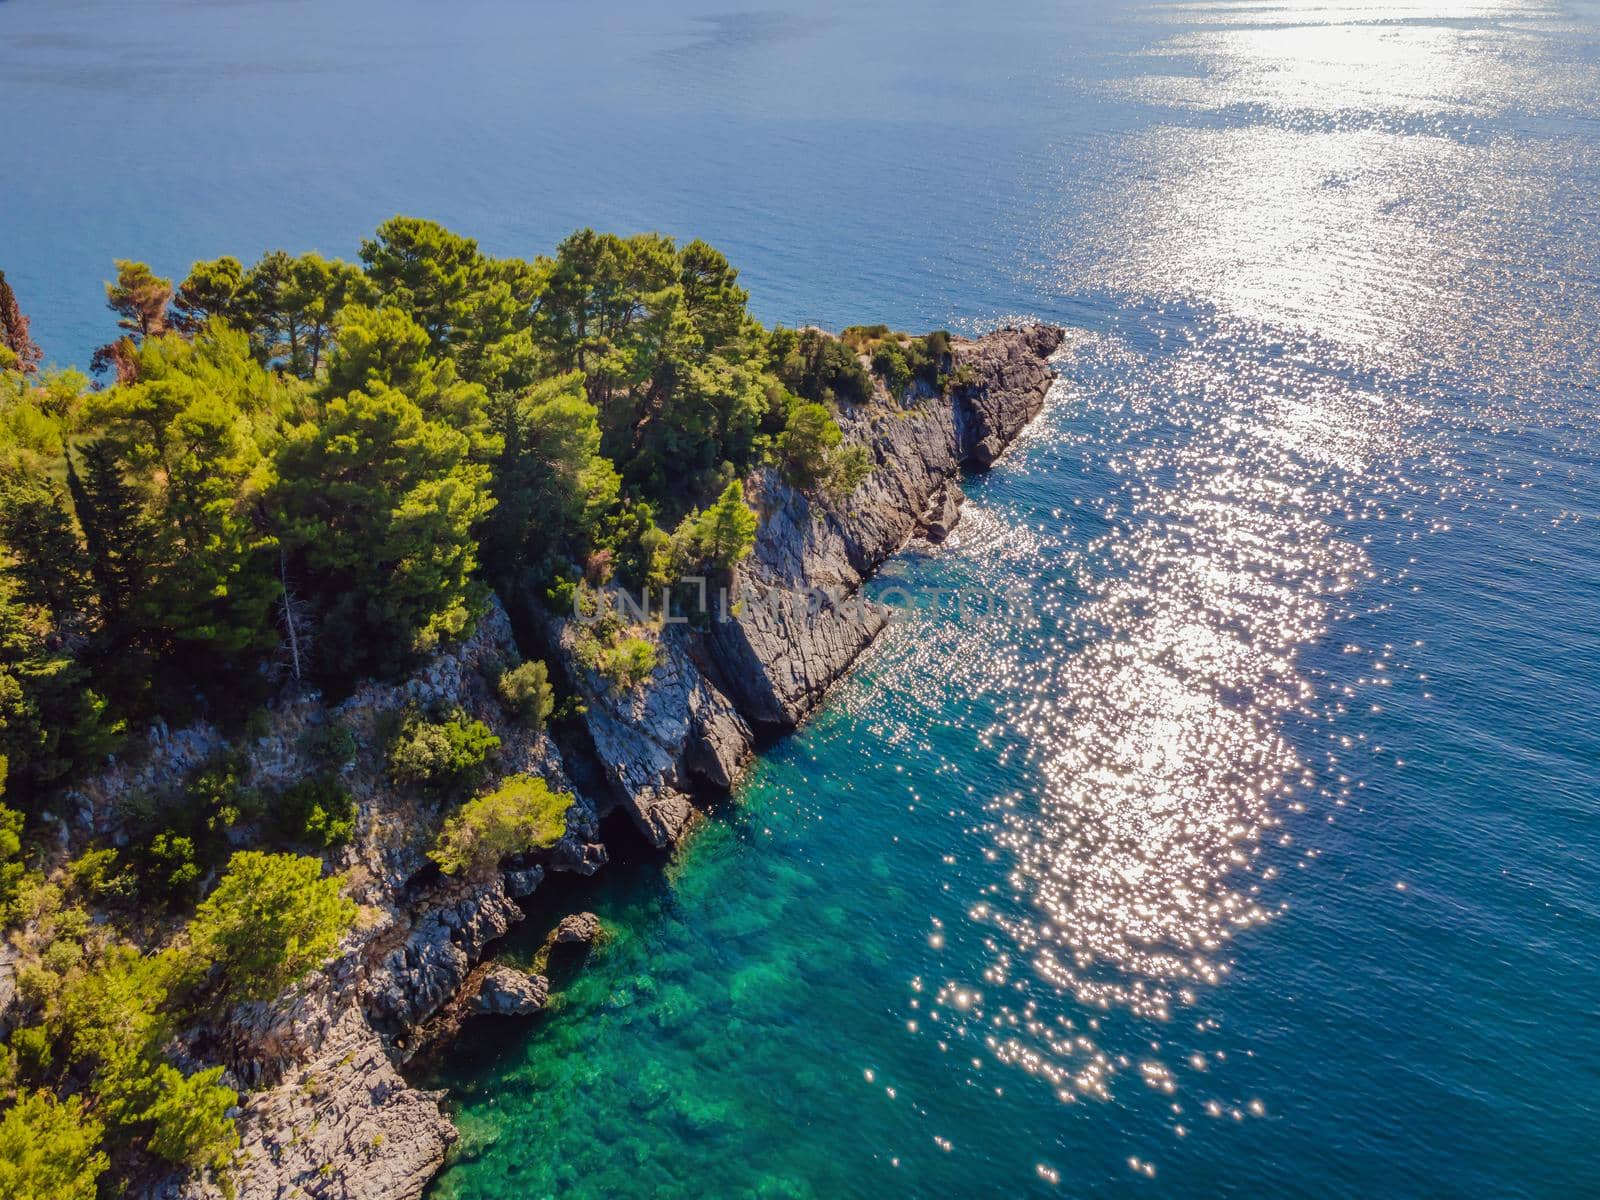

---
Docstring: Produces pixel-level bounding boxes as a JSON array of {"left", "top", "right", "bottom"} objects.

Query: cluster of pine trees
[
  {"left": 0, "top": 225, "right": 967, "bottom": 1194},
  {"left": 0, "top": 219, "right": 915, "bottom": 812}
]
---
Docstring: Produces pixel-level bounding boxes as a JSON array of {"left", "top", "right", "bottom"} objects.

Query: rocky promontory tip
[{"left": 551, "top": 324, "right": 1065, "bottom": 848}]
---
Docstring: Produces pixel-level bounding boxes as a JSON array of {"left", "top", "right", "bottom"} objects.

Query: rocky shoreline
[
  {"left": 52, "top": 324, "right": 1062, "bottom": 1200},
  {"left": 543, "top": 323, "right": 1066, "bottom": 850}
]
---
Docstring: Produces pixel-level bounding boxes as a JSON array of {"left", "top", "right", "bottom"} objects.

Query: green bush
[
  {"left": 839, "top": 323, "right": 892, "bottom": 352},
  {"left": 430, "top": 774, "right": 574, "bottom": 876},
  {"left": 185, "top": 756, "right": 255, "bottom": 833},
  {"left": 278, "top": 776, "right": 356, "bottom": 848},
  {"left": 544, "top": 573, "right": 579, "bottom": 614},
  {"left": 142, "top": 1063, "right": 239, "bottom": 1172},
  {"left": 0, "top": 801, "right": 26, "bottom": 920},
  {"left": 871, "top": 342, "right": 912, "bottom": 396},
  {"left": 773, "top": 327, "right": 873, "bottom": 406},
  {"left": 0, "top": 1089, "right": 108, "bottom": 1200},
  {"left": 303, "top": 720, "right": 357, "bottom": 768},
  {"left": 774, "top": 403, "right": 871, "bottom": 499},
  {"left": 142, "top": 831, "right": 201, "bottom": 901},
  {"left": 64, "top": 848, "right": 133, "bottom": 903},
  {"left": 576, "top": 632, "right": 659, "bottom": 692},
  {"left": 497, "top": 660, "right": 555, "bottom": 730},
  {"left": 606, "top": 638, "right": 658, "bottom": 689},
  {"left": 178, "top": 850, "right": 357, "bottom": 1007},
  {"left": 386, "top": 707, "right": 500, "bottom": 791},
  {"left": 826, "top": 444, "right": 873, "bottom": 500}
]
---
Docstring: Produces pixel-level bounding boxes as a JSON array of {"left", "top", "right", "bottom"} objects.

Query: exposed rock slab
[
  {"left": 364, "top": 878, "right": 526, "bottom": 1044},
  {"left": 186, "top": 1009, "right": 455, "bottom": 1200},
  {"left": 552, "top": 911, "right": 602, "bottom": 945},
  {"left": 470, "top": 966, "right": 549, "bottom": 1016}
]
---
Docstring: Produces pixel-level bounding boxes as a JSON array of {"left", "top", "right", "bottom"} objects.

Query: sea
[{"left": 2, "top": 0, "right": 1597, "bottom": 1196}]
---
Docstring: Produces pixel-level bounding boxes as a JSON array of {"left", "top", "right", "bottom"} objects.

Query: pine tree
[
  {"left": 693, "top": 479, "right": 758, "bottom": 571},
  {"left": 65, "top": 442, "right": 146, "bottom": 627},
  {"left": 0, "top": 269, "right": 43, "bottom": 375},
  {"left": 0, "top": 477, "right": 93, "bottom": 626}
]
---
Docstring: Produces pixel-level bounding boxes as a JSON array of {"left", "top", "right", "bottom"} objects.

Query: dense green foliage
[
  {"left": 0, "top": 1089, "right": 108, "bottom": 1199},
  {"left": 0, "top": 221, "right": 899, "bottom": 814},
  {"left": 0, "top": 849, "right": 352, "bottom": 1188},
  {"left": 0, "top": 229, "right": 928, "bottom": 1195},
  {"left": 498, "top": 660, "right": 555, "bottom": 729},
  {"left": 178, "top": 850, "right": 357, "bottom": 1006},
  {"left": 278, "top": 775, "right": 357, "bottom": 847},
  {"left": 387, "top": 706, "right": 501, "bottom": 792},
  {"left": 430, "top": 774, "right": 574, "bottom": 876},
  {"left": 775, "top": 403, "right": 872, "bottom": 498}
]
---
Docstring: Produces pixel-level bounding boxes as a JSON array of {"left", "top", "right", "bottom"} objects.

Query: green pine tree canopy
[{"left": 0, "top": 220, "right": 963, "bottom": 806}]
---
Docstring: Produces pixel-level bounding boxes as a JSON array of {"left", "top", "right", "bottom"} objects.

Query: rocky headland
[{"left": 40, "top": 324, "right": 1063, "bottom": 1200}]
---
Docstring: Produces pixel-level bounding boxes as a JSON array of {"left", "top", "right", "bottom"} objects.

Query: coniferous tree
[
  {"left": 92, "top": 260, "right": 172, "bottom": 381},
  {"left": 65, "top": 442, "right": 146, "bottom": 628},
  {"left": 0, "top": 477, "right": 92, "bottom": 626},
  {"left": 273, "top": 386, "right": 494, "bottom": 680},
  {"left": 168, "top": 256, "right": 245, "bottom": 335},
  {"left": 0, "top": 269, "right": 43, "bottom": 375}
]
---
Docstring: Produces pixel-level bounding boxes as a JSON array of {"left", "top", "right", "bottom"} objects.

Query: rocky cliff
[
  {"left": 552, "top": 324, "right": 1064, "bottom": 846},
  {"left": 42, "top": 323, "right": 1061, "bottom": 1200}
]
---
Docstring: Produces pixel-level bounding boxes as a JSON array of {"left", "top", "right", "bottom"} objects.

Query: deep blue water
[{"left": 5, "top": 1, "right": 1599, "bottom": 1196}]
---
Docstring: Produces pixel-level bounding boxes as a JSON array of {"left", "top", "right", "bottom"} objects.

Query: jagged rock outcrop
[
  {"left": 552, "top": 911, "right": 602, "bottom": 945},
  {"left": 549, "top": 325, "right": 1063, "bottom": 845},
  {"left": 551, "top": 621, "right": 752, "bottom": 846},
  {"left": 61, "top": 598, "right": 610, "bottom": 1200},
  {"left": 364, "top": 877, "right": 527, "bottom": 1044},
  {"left": 205, "top": 1008, "right": 456, "bottom": 1200},
  {"left": 470, "top": 966, "right": 549, "bottom": 1016}
]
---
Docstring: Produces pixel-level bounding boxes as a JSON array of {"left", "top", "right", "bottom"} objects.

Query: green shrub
[
  {"left": 64, "top": 848, "right": 133, "bottom": 903},
  {"left": 303, "top": 720, "right": 357, "bottom": 768},
  {"left": 947, "top": 362, "right": 978, "bottom": 391},
  {"left": 178, "top": 851, "right": 357, "bottom": 1007},
  {"left": 497, "top": 661, "right": 555, "bottom": 730},
  {"left": 9, "top": 1024, "right": 54, "bottom": 1078},
  {"left": 0, "top": 801, "right": 26, "bottom": 920},
  {"left": 185, "top": 756, "right": 256, "bottom": 833},
  {"left": 0, "top": 1089, "right": 108, "bottom": 1200},
  {"left": 429, "top": 774, "right": 574, "bottom": 876},
  {"left": 545, "top": 573, "right": 579, "bottom": 614},
  {"left": 774, "top": 403, "right": 872, "bottom": 499},
  {"left": 142, "top": 1063, "right": 239, "bottom": 1172},
  {"left": 386, "top": 707, "right": 500, "bottom": 791},
  {"left": 826, "top": 443, "right": 873, "bottom": 500},
  {"left": 871, "top": 342, "right": 912, "bottom": 396},
  {"left": 773, "top": 327, "right": 873, "bottom": 406},
  {"left": 839, "top": 323, "right": 892, "bottom": 352},
  {"left": 142, "top": 831, "right": 201, "bottom": 901},
  {"left": 582, "top": 636, "right": 658, "bottom": 691},
  {"left": 279, "top": 776, "right": 356, "bottom": 848},
  {"left": 614, "top": 638, "right": 658, "bottom": 688},
  {"left": 686, "top": 479, "right": 758, "bottom": 571}
]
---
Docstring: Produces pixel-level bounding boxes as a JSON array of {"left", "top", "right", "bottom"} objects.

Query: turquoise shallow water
[{"left": 4, "top": 0, "right": 1600, "bottom": 1195}]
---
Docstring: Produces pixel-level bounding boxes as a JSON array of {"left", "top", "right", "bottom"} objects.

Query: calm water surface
[{"left": 4, "top": 1, "right": 1598, "bottom": 1196}]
